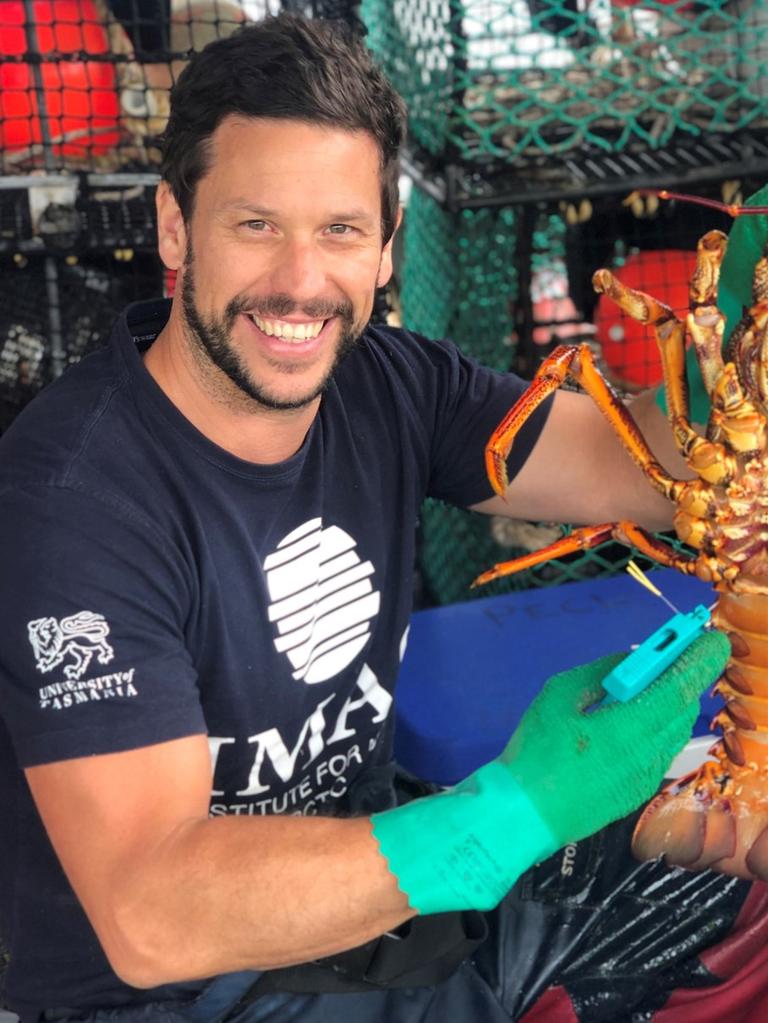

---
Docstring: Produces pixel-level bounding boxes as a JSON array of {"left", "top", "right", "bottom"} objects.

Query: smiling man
[
  {"left": 145, "top": 115, "right": 394, "bottom": 461},
  {"left": 0, "top": 13, "right": 730, "bottom": 1023}
]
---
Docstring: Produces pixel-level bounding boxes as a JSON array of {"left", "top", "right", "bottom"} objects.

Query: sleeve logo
[{"left": 28, "top": 611, "right": 115, "bottom": 681}]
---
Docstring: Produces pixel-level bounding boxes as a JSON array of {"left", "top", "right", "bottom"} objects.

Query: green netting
[
  {"left": 401, "top": 183, "right": 519, "bottom": 368},
  {"left": 532, "top": 210, "right": 566, "bottom": 276},
  {"left": 361, "top": 0, "right": 768, "bottom": 165}
]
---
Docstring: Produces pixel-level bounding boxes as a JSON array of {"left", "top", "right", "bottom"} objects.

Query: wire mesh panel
[
  {"left": 361, "top": 0, "right": 768, "bottom": 205},
  {"left": 401, "top": 183, "right": 520, "bottom": 369},
  {"left": 400, "top": 184, "right": 570, "bottom": 602}
]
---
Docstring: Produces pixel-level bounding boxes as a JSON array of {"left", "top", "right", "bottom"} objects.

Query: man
[{"left": 0, "top": 14, "right": 728, "bottom": 1022}]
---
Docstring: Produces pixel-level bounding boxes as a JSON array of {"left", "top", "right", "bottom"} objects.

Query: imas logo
[
  {"left": 265, "top": 518, "right": 381, "bottom": 685},
  {"left": 209, "top": 662, "right": 395, "bottom": 817},
  {"left": 28, "top": 610, "right": 114, "bottom": 681}
]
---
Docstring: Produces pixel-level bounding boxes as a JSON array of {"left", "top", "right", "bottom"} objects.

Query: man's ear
[
  {"left": 156, "top": 182, "right": 187, "bottom": 271},
  {"left": 377, "top": 206, "right": 403, "bottom": 289}
]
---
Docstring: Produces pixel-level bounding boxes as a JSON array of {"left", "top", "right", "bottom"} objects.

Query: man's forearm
[{"left": 100, "top": 814, "right": 413, "bottom": 989}]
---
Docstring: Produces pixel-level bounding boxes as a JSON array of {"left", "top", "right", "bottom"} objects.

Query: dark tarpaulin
[{"left": 492, "top": 810, "right": 768, "bottom": 1023}]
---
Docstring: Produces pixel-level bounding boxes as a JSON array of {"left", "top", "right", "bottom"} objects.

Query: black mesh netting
[{"left": 0, "top": 253, "right": 161, "bottom": 433}]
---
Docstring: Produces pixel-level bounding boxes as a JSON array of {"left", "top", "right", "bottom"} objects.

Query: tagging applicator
[{"left": 595, "top": 562, "right": 712, "bottom": 708}]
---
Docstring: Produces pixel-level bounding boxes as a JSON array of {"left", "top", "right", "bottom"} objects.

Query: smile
[{"left": 249, "top": 315, "right": 326, "bottom": 341}]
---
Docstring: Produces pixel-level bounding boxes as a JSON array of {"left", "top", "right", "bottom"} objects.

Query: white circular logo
[{"left": 264, "top": 518, "right": 380, "bottom": 685}]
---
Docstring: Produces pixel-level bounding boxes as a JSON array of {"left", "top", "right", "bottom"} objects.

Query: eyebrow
[
  {"left": 218, "top": 201, "right": 376, "bottom": 223},
  {"left": 217, "top": 202, "right": 277, "bottom": 216}
]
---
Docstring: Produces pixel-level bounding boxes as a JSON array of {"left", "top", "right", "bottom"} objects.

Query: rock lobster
[{"left": 474, "top": 197, "right": 768, "bottom": 880}]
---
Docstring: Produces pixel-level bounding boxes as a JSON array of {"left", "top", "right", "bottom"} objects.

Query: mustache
[{"left": 225, "top": 293, "right": 353, "bottom": 323}]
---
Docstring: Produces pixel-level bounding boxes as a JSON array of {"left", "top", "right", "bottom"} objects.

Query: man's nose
[{"left": 268, "top": 238, "right": 328, "bottom": 301}]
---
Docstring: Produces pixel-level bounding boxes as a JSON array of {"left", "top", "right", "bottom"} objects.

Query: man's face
[{"left": 171, "top": 116, "right": 396, "bottom": 411}]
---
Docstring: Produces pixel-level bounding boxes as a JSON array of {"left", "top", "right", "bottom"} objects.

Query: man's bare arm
[
  {"left": 471, "top": 387, "right": 693, "bottom": 528},
  {"left": 26, "top": 736, "right": 414, "bottom": 990}
]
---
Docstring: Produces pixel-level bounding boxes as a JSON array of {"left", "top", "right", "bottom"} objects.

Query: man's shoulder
[
  {"left": 359, "top": 321, "right": 453, "bottom": 352},
  {"left": 352, "top": 322, "right": 464, "bottom": 378}
]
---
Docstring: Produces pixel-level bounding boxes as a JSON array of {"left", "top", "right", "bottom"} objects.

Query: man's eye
[
  {"left": 244, "top": 220, "right": 268, "bottom": 231},
  {"left": 328, "top": 224, "right": 353, "bottom": 235}
]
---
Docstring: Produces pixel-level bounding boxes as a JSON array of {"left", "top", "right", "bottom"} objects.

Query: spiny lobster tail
[{"left": 631, "top": 769, "right": 737, "bottom": 870}]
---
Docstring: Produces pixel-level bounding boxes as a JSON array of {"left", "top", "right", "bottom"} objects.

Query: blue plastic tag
[{"left": 597, "top": 604, "right": 711, "bottom": 708}]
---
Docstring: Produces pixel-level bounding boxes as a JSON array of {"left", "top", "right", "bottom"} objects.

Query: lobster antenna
[
  {"left": 626, "top": 560, "right": 681, "bottom": 615},
  {"left": 626, "top": 189, "right": 768, "bottom": 218}
]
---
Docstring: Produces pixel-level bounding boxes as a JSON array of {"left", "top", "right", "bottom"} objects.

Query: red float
[
  {"left": 0, "top": 0, "right": 121, "bottom": 159},
  {"left": 595, "top": 248, "right": 698, "bottom": 390}
]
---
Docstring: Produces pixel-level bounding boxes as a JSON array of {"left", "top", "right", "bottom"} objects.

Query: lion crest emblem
[{"left": 28, "top": 611, "right": 114, "bottom": 681}]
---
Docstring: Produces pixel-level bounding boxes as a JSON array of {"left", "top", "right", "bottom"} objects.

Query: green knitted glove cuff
[{"left": 371, "top": 760, "right": 559, "bottom": 915}]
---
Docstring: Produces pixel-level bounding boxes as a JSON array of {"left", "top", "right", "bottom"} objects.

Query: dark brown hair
[{"left": 161, "top": 14, "right": 406, "bottom": 243}]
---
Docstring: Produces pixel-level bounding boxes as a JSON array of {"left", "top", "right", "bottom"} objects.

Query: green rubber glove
[
  {"left": 655, "top": 183, "right": 768, "bottom": 424},
  {"left": 373, "top": 629, "right": 730, "bottom": 914}
]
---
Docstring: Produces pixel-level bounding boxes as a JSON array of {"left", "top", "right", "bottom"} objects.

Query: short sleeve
[
  {"left": 0, "top": 484, "right": 206, "bottom": 767},
  {"left": 421, "top": 337, "right": 552, "bottom": 506}
]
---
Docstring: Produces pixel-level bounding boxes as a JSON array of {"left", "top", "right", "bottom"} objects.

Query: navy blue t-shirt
[{"left": 0, "top": 300, "right": 551, "bottom": 1013}]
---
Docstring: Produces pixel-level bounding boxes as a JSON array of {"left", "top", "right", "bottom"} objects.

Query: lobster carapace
[{"left": 474, "top": 204, "right": 768, "bottom": 880}]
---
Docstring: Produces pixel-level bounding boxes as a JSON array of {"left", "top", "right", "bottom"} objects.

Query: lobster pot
[
  {"left": 0, "top": 0, "right": 363, "bottom": 176},
  {"left": 360, "top": 0, "right": 768, "bottom": 206},
  {"left": 730, "top": 0, "right": 768, "bottom": 100},
  {"left": 0, "top": 0, "right": 245, "bottom": 175}
]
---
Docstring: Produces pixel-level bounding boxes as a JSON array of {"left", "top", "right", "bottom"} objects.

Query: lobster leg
[
  {"left": 471, "top": 520, "right": 698, "bottom": 588},
  {"left": 686, "top": 231, "right": 728, "bottom": 404},
  {"left": 594, "top": 244, "right": 743, "bottom": 487},
  {"left": 472, "top": 523, "right": 614, "bottom": 587},
  {"left": 485, "top": 345, "right": 580, "bottom": 497},
  {"left": 592, "top": 266, "right": 695, "bottom": 454},
  {"left": 486, "top": 343, "right": 684, "bottom": 503}
]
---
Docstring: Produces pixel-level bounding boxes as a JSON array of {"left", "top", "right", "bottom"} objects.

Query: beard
[{"left": 179, "top": 249, "right": 364, "bottom": 411}]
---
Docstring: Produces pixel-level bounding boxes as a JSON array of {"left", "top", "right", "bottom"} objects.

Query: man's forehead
[
  {"left": 196, "top": 118, "right": 384, "bottom": 219},
  {"left": 210, "top": 113, "right": 380, "bottom": 158}
]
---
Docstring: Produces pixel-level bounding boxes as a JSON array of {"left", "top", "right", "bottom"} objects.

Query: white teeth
[{"left": 251, "top": 316, "right": 325, "bottom": 340}]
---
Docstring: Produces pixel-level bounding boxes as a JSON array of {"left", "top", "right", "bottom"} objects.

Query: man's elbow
[
  {"left": 95, "top": 908, "right": 174, "bottom": 989},
  {"left": 90, "top": 888, "right": 201, "bottom": 990}
]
